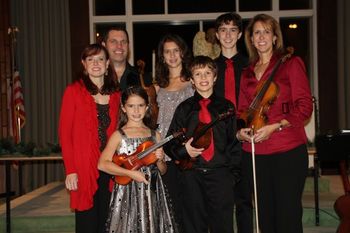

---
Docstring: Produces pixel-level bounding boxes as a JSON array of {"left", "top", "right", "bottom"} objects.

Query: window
[
  {"left": 280, "top": 17, "right": 310, "bottom": 70},
  {"left": 279, "top": 0, "right": 312, "bottom": 10},
  {"left": 94, "top": 0, "right": 125, "bottom": 16},
  {"left": 168, "top": 0, "right": 235, "bottom": 13},
  {"left": 239, "top": 0, "right": 271, "bottom": 11},
  {"left": 90, "top": 0, "right": 316, "bottom": 84},
  {"left": 132, "top": 0, "right": 164, "bottom": 15}
]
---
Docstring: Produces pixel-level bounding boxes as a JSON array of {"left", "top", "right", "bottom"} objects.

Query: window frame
[{"left": 88, "top": 0, "right": 318, "bottom": 98}]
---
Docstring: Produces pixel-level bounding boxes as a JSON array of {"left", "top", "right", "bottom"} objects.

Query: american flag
[{"left": 7, "top": 70, "right": 26, "bottom": 143}]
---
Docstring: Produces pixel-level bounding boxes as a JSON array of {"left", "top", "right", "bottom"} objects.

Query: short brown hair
[
  {"left": 190, "top": 56, "right": 217, "bottom": 78},
  {"left": 215, "top": 12, "right": 243, "bottom": 32}
]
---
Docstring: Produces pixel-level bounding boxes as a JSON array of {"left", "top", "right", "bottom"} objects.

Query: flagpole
[
  {"left": 8, "top": 26, "right": 22, "bottom": 143},
  {"left": 8, "top": 26, "right": 19, "bottom": 76},
  {"left": 16, "top": 106, "right": 21, "bottom": 143}
]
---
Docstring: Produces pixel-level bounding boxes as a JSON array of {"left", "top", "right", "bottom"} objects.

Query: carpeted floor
[{"left": 0, "top": 176, "right": 343, "bottom": 233}]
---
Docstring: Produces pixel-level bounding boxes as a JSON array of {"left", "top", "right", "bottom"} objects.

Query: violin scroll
[{"left": 137, "top": 59, "right": 159, "bottom": 129}]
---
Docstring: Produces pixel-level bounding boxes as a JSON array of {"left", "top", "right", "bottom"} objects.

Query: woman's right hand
[
  {"left": 237, "top": 128, "right": 254, "bottom": 142},
  {"left": 129, "top": 170, "right": 149, "bottom": 184},
  {"left": 65, "top": 173, "right": 78, "bottom": 191}
]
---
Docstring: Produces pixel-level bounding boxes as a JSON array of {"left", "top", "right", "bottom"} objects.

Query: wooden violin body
[
  {"left": 240, "top": 81, "right": 279, "bottom": 130},
  {"left": 239, "top": 49, "right": 293, "bottom": 131},
  {"left": 176, "top": 109, "right": 234, "bottom": 170},
  {"left": 191, "top": 122, "right": 212, "bottom": 150},
  {"left": 113, "top": 141, "right": 157, "bottom": 185},
  {"left": 112, "top": 131, "right": 183, "bottom": 185},
  {"left": 334, "top": 160, "right": 350, "bottom": 233}
]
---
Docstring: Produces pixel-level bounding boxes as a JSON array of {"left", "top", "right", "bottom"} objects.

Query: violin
[
  {"left": 112, "top": 131, "right": 184, "bottom": 185},
  {"left": 137, "top": 59, "right": 159, "bottom": 129},
  {"left": 176, "top": 109, "right": 234, "bottom": 170},
  {"left": 334, "top": 160, "right": 350, "bottom": 233},
  {"left": 239, "top": 48, "right": 293, "bottom": 131}
]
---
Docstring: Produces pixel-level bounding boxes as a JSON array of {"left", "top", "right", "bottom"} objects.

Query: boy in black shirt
[
  {"left": 164, "top": 56, "right": 241, "bottom": 233},
  {"left": 214, "top": 12, "right": 252, "bottom": 233}
]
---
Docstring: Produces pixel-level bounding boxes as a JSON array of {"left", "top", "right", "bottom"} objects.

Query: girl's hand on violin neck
[
  {"left": 129, "top": 170, "right": 149, "bottom": 185},
  {"left": 155, "top": 148, "right": 165, "bottom": 161},
  {"left": 254, "top": 123, "right": 280, "bottom": 143},
  {"left": 185, "top": 138, "right": 205, "bottom": 158}
]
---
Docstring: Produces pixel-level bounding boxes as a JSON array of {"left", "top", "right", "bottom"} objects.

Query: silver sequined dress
[
  {"left": 105, "top": 129, "right": 178, "bottom": 233},
  {"left": 157, "top": 84, "right": 194, "bottom": 161}
]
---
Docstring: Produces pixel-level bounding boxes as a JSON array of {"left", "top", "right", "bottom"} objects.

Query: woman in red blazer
[{"left": 59, "top": 43, "right": 120, "bottom": 233}]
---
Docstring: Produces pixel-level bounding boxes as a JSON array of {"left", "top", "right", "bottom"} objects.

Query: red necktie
[
  {"left": 198, "top": 98, "right": 214, "bottom": 161},
  {"left": 225, "top": 59, "right": 236, "bottom": 107}
]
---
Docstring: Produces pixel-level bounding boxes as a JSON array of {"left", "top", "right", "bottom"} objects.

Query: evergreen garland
[{"left": 0, "top": 138, "right": 61, "bottom": 157}]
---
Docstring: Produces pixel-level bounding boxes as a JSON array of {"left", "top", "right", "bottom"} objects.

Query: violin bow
[{"left": 251, "top": 135, "right": 261, "bottom": 233}]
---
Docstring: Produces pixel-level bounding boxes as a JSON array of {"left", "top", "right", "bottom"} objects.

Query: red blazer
[
  {"left": 238, "top": 55, "right": 313, "bottom": 155},
  {"left": 59, "top": 80, "right": 120, "bottom": 211}
]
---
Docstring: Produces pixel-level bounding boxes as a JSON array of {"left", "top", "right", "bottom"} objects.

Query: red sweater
[
  {"left": 59, "top": 81, "right": 120, "bottom": 211},
  {"left": 238, "top": 55, "right": 313, "bottom": 155}
]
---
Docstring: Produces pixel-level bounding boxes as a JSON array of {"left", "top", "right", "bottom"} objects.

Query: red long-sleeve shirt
[
  {"left": 238, "top": 54, "right": 313, "bottom": 155},
  {"left": 59, "top": 81, "right": 120, "bottom": 210}
]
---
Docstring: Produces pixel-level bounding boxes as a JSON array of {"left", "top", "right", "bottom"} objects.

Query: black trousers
[
  {"left": 181, "top": 167, "right": 235, "bottom": 233},
  {"left": 75, "top": 171, "right": 111, "bottom": 233},
  {"left": 162, "top": 161, "right": 183, "bottom": 230},
  {"left": 243, "top": 144, "right": 308, "bottom": 233},
  {"left": 235, "top": 154, "right": 254, "bottom": 233}
]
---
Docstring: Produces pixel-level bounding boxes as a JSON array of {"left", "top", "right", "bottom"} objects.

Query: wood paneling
[{"left": 0, "top": 0, "right": 11, "bottom": 138}]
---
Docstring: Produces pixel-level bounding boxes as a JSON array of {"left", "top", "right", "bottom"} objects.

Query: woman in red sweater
[
  {"left": 59, "top": 43, "right": 120, "bottom": 233},
  {"left": 237, "top": 14, "right": 313, "bottom": 233}
]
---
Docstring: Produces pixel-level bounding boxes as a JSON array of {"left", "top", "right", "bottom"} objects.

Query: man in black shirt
[
  {"left": 164, "top": 56, "right": 240, "bottom": 233},
  {"left": 214, "top": 13, "right": 252, "bottom": 233},
  {"left": 102, "top": 27, "right": 140, "bottom": 90}
]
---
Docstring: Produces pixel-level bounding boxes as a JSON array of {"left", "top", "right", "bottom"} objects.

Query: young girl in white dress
[{"left": 98, "top": 86, "right": 178, "bottom": 233}]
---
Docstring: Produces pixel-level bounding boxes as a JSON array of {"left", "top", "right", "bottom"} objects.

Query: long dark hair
[
  {"left": 118, "top": 86, "right": 153, "bottom": 129},
  {"left": 80, "top": 43, "right": 119, "bottom": 95},
  {"left": 155, "top": 34, "right": 192, "bottom": 88}
]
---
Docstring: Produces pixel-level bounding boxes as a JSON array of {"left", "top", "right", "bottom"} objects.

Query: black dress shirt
[
  {"left": 214, "top": 53, "right": 249, "bottom": 104},
  {"left": 164, "top": 91, "right": 241, "bottom": 171},
  {"left": 118, "top": 62, "right": 141, "bottom": 91}
]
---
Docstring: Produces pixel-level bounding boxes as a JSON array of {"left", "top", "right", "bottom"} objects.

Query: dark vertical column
[
  {"left": 69, "top": 0, "right": 90, "bottom": 80},
  {"left": 0, "top": 0, "right": 12, "bottom": 138},
  {"left": 317, "top": 0, "right": 339, "bottom": 133}
]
